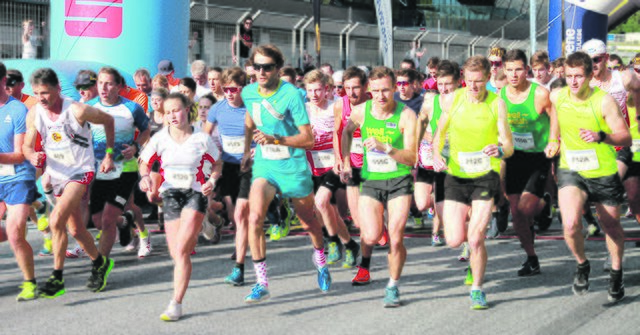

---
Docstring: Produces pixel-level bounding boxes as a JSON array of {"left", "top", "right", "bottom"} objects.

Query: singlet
[
  {"left": 592, "top": 70, "right": 629, "bottom": 125},
  {"left": 306, "top": 101, "right": 336, "bottom": 176},
  {"left": 361, "top": 100, "right": 410, "bottom": 180},
  {"left": 239, "top": 26, "right": 253, "bottom": 58},
  {"left": 339, "top": 95, "right": 364, "bottom": 168},
  {"left": 418, "top": 94, "right": 445, "bottom": 170},
  {"left": 34, "top": 97, "right": 94, "bottom": 181},
  {"left": 241, "top": 80, "right": 311, "bottom": 175},
  {"left": 140, "top": 127, "right": 219, "bottom": 193},
  {"left": 393, "top": 92, "right": 423, "bottom": 115},
  {"left": 0, "top": 96, "right": 35, "bottom": 183},
  {"left": 89, "top": 97, "right": 149, "bottom": 180},
  {"left": 556, "top": 87, "right": 617, "bottom": 178},
  {"left": 447, "top": 88, "right": 501, "bottom": 179},
  {"left": 148, "top": 111, "right": 164, "bottom": 137},
  {"left": 207, "top": 99, "right": 250, "bottom": 164},
  {"left": 629, "top": 94, "right": 640, "bottom": 162},
  {"left": 501, "top": 82, "right": 549, "bottom": 153}
]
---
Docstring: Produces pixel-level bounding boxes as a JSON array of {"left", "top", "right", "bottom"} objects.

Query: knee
[
  {"left": 446, "top": 235, "right": 464, "bottom": 248},
  {"left": 389, "top": 238, "right": 404, "bottom": 252},
  {"left": 563, "top": 219, "right": 582, "bottom": 236},
  {"left": 247, "top": 211, "right": 263, "bottom": 228},
  {"left": 467, "top": 234, "right": 485, "bottom": 251},
  {"left": 6, "top": 227, "right": 26, "bottom": 247}
]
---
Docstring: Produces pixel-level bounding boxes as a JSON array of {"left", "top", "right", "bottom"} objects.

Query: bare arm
[
  {"left": 253, "top": 124, "right": 315, "bottom": 150},
  {"left": 600, "top": 94, "right": 632, "bottom": 147},
  {"left": 22, "top": 108, "right": 40, "bottom": 166},
  {"left": 74, "top": 103, "right": 115, "bottom": 172},
  {"left": 496, "top": 98, "right": 514, "bottom": 158},
  {"left": 392, "top": 107, "right": 418, "bottom": 166},
  {"left": 203, "top": 120, "right": 215, "bottom": 135},
  {"left": 333, "top": 101, "right": 344, "bottom": 162},
  {"left": 340, "top": 104, "right": 365, "bottom": 167},
  {"left": 230, "top": 35, "right": 238, "bottom": 61},
  {"left": 623, "top": 69, "right": 640, "bottom": 93},
  {"left": 0, "top": 134, "right": 26, "bottom": 165},
  {"left": 416, "top": 93, "right": 434, "bottom": 143}
]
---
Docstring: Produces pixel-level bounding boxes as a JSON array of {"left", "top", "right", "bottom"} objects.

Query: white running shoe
[
  {"left": 201, "top": 217, "right": 216, "bottom": 241},
  {"left": 160, "top": 300, "right": 182, "bottom": 322},
  {"left": 125, "top": 235, "right": 139, "bottom": 252},
  {"left": 138, "top": 236, "right": 152, "bottom": 258},
  {"left": 458, "top": 242, "right": 470, "bottom": 262},
  {"left": 65, "top": 244, "right": 86, "bottom": 258}
]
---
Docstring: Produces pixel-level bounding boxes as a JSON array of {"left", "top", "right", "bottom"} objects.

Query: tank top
[
  {"left": 447, "top": 88, "right": 501, "bottom": 179},
  {"left": 627, "top": 94, "right": 640, "bottom": 162},
  {"left": 34, "top": 98, "right": 95, "bottom": 181},
  {"left": 418, "top": 95, "right": 444, "bottom": 170},
  {"left": 501, "top": 82, "right": 549, "bottom": 153},
  {"left": 361, "top": 100, "right": 410, "bottom": 180},
  {"left": 306, "top": 101, "right": 336, "bottom": 176},
  {"left": 556, "top": 87, "right": 617, "bottom": 178},
  {"left": 340, "top": 95, "right": 363, "bottom": 168},
  {"left": 148, "top": 111, "right": 164, "bottom": 137},
  {"left": 592, "top": 70, "right": 629, "bottom": 126}
]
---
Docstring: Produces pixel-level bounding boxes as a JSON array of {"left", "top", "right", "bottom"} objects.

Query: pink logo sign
[{"left": 64, "top": 0, "right": 123, "bottom": 38}]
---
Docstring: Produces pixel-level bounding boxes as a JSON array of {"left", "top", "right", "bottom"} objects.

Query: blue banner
[
  {"left": 547, "top": 0, "right": 562, "bottom": 61},
  {"left": 564, "top": 2, "right": 607, "bottom": 55}
]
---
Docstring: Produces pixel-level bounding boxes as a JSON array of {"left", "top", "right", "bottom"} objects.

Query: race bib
[
  {"left": 458, "top": 151, "right": 491, "bottom": 174},
  {"left": 45, "top": 146, "right": 76, "bottom": 166},
  {"left": 419, "top": 140, "right": 433, "bottom": 167},
  {"left": 311, "top": 149, "right": 335, "bottom": 169},
  {"left": 512, "top": 132, "right": 535, "bottom": 151},
  {"left": 366, "top": 150, "right": 397, "bottom": 173},
  {"left": 631, "top": 139, "right": 640, "bottom": 153},
  {"left": 351, "top": 137, "right": 364, "bottom": 155},
  {"left": 566, "top": 149, "right": 599, "bottom": 172},
  {"left": 0, "top": 164, "right": 16, "bottom": 176},
  {"left": 221, "top": 135, "right": 245, "bottom": 155},
  {"left": 260, "top": 144, "right": 290, "bottom": 160},
  {"left": 96, "top": 160, "right": 124, "bottom": 180},
  {"left": 164, "top": 166, "right": 194, "bottom": 189}
]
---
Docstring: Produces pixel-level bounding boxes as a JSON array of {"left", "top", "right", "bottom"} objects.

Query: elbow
[
  {"left": 303, "top": 135, "right": 315, "bottom": 150},
  {"left": 622, "top": 134, "right": 632, "bottom": 147}
]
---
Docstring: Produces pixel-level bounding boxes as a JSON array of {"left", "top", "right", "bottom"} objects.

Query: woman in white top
[{"left": 139, "top": 93, "right": 221, "bottom": 321}]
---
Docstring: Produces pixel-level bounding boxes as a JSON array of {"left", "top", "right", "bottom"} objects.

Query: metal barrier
[{"left": 0, "top": 1, "right": 49, "bottom": 59}]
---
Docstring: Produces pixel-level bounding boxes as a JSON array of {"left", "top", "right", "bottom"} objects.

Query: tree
[{"left": 610, "top": 11, "right": 640, "bottom": 34}]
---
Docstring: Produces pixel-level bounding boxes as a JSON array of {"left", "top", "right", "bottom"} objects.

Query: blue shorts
[
  {"left": 252, "top": 166, "right": 313, "bottom": 199},
  {"left": 0, "top": 180, "right": 37, "bottom": 205}
]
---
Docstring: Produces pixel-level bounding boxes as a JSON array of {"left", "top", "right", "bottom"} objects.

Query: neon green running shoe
[
  {"left": 270, "top": 225, "right": 282, "bottom": 241},
  {"left": 95, "top": 230, "right": 102, "bottom": 241},
  {"left": 39, "top": 276, "right": 65, "bottom": 299},
  {"left": 16, "top": 281, "right": 37, "bottom": 301},
  {"left": 464, "top": 266, "right": 473, "bottom": 286},
  {"left": 37, "top": 216, "right": 49, "bottom": 232},
  {"left": 39, "top": 237, "right": 53, "bottom": 256},
  {"left": 470, "top": 289, "right": 489, "bottom": 310}
]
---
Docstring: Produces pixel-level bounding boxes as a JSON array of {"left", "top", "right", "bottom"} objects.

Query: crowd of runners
[{"left": 1, "top": 30, "right": 640, "bottom": 320}]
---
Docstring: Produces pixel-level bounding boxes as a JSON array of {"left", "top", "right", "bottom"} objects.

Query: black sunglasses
[
  {"left": 253, "top": 63, "right": 276, "bottom": 72},
  {"left": 591, "top": 56, "right": 604, "bottom": 64}
]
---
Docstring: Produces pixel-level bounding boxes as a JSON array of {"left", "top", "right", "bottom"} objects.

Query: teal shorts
[{"left": 252, "top": 165, "right": 313, "bottom": 199}]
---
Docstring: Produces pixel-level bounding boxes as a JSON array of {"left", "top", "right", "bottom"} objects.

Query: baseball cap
[
  {"left": 158, "top": 60, "right": 174, "bottom": 75},
  {"left": 74, "top": 70, "right": 97, "bottom": 87},
  {"left": 6, "top": 73, "right": 21, "bottom": 87},
  {"left": 582, "top": 39, "right": 607, "bottom": 57}
]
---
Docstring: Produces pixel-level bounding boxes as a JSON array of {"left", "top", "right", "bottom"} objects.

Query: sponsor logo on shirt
[
  {"left": 4, "top": 115, "right": 11, "bottom": 123},
  {"left": 52, "top": 132, "right": 62, "bottom": 142}
]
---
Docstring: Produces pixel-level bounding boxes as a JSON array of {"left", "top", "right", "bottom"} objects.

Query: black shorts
[
  {"left": 505, "top": 151, "right": 551, "bottom": 197},
  {"left": 557, "top": 169, "right": 625, "bottom": 206},
  {"left": 162, "top": 189, "right": 208, "bottom": 221},
  {"left": 218, "top": 162, "right": 252, "bottom": 202},
  {"left": 416, "top": 167, "right": 446, "bottom": 203},
  {"left": 444, "top": 171, "right": 499, "bottom": 205},
  {"left": 617, "top": 147, "right": 632, "bottom": 166},
  {"left": 624, "top": 162, "right": 640, "bottom": 180},
  {"left": 346, "top": 167, "right": 363, "bottom": 187},
  {"left": 313, "top": 170, "right": 345, "bottom": 204},
  {"left": 89, "top": 172, "right": 139, "bottom": 214},
  {"left": 360, "top": 174, "right": 413, "bottom": 203}
]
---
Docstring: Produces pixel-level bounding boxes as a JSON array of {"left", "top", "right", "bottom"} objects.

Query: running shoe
[
  {"left": 458, "top": 243, "right": 470, "bottom": 262},
  {"left": 270, "top": 224, "right": 282, "bottom": 241},
  {"left": 352, "top": 266, "right": 371, "bottom": 286},
  {"left": 486, "top": 217, "right": 500, "bottom": 239},
  {"left": 464, "top": 266, "right": 474, "bottom": 286},
  {"left": 413, "top": 215, "right": 423, "bottom": 228},
  {"left": 244, "top": 283, "right": 270, "bottom": 303},
  {"left": 572, "top": 261, "right": 590, "bottom": 296},
  {"left": 281, "top": 202, "right": 294, "bottom": 237},
  {"left": 431, "top": 234, "right": 444, "bottom": 247},
  {"left": 201, "top": 217, "right": 216, "bottom": 241},
  {"left": 383, "top": 286, "right": 401, "bottom": 308},
  {"left": 517, "top": 258, "right": 541, "bottom": 277},
  {"left": 160, "top": 300, "right": 182, "bottom": 322},
  {"left": 608, "top": 271, "right": 625, "bottom": 303},
  {"left": 95, "top": 230, "right": 102, "bottom": 241},
  {"left": 342, "top": 247, "right": 359, "bottom": 269},
  {"left": 39, "top": 237, "right": 53, "bottom": 256},
  {"left": 36, "top": 215, "right": 49, "bottom": 232},
  {"left": 38, "top": 276, "right": 65, "bottom": 299},
  {"left": 16, "top": 281, "right": 37, "bottom": 302},
  {"left": 118, "top": 210, "right": 134, "bottom": 247},
  {"left": 65, "top": 244, "right": 86, "bottom": 258},
  {"left": 86, "top": 257, "right": 115, "bottom": 292},
  {"left": 124, "top": 235, "right": 139, "bottom": 252},
  {"left": 587, "top": 223, "right": 600, "bottom": 237},
  {"left": 317, "top": 265, "right": 332, "bottom": 292},
  {"left": 327, "top": 241, "right": 342, "bottom": 264},
  {"left": 138, "top": 236, "right": 152, "bottom": 258},
  {"left": 377, "top": 226, "right": 389, "bottom": 247},
  {"left": 470, "top": 290, "right": 488, "bottom": 310},
  {"left": 224, "top": 267, "right": 245, "bottom": 286},
  {"left": 625, "top": 207, "right": 634, "bottom": 218},
  {"left": 427, "top": 208, "right": 435, "bottom": 219}
]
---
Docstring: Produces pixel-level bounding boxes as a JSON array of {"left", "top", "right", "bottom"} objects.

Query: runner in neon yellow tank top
[
  {"left": 432, "top": 56, "right": 514, "bottom": 310},
  {"left": 416, "top": 60, "right": 461, "bottom": 248},
  {"left": 550, "top": 51, "right": 631, "bottom": 303},
  {"left": 341, "top": 67, "right": 417, "bottom": 307},
  {"left": 501, "top": 50, "right": 556, "bottom": 278}
]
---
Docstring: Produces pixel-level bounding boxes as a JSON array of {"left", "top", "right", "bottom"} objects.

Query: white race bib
[
  {"left": 366, "top": 150, "right": 398, "bottom": 173},
  {"left": 0, "top": 164, "right": 16, "bottom": 176},
  {"left": 221, "top": 135, "right": 245, "bottom": 155},
  {"left": 260, "top": 144, "right": 291, "bottom": 160},
  {"left": 351, "top": 137, "right": 364, "bottom": 154},
  {"left": 566, "top": 149, "right": 599, "bottom": 172},
  {"left": 419, "top": 140, "right": 433, "bottom": 167},
  {"left": 96, "top": 160, "right": 124, "bottom": 180},
  {"left": 45, "top": 146, "right": 76, "bottom": 166},
  {"left": 512, "top": 132, "right": 535, "bottom": 151},
  {"left": 311, "top": 149, "right": 335, "bottom": 169},
  {"left": 164, "top": 167, "right": 195, "bottom": 189},
  {"left": 631, "top": 139, "right": 640, "bottom": 153},
  {"left": 458, "top": 151, "right": 491, "bottom": 174}
]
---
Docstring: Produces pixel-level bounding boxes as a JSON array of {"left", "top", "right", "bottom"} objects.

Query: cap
[
  {"left": 6, "top": 73, "right": 21, "bottom": 87},
  {"left": 582, "top": 39, "right": 607, "bottom": 57},
  {"left": 158, "top": 60, "right": 174, "bottom": 75},
  {"left": 74, "top": 71, "right": 97, "bottom": 87}
]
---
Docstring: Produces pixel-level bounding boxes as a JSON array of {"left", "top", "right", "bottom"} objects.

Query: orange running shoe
[
  {"left": 377, "top": 226, "right": 389, "bottom": 247},
  {"left": 351, "top": 266, "right": 371, "bottom": 286}
]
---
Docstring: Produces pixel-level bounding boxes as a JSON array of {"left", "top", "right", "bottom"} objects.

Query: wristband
[
  {"left": 497, "top": 146, "right": 504, "bottom": 159},
  {"left": 549, "top": 139, "right": 559, "bottom": 143},
  {"left": 384, "top": 143, "right": 393, "bottom": 154},
  {"left": 597, "top": 131, "right": 607, "bottom": 144},
  {"left": 273, "top": 134, "right": 281, "bottom": 145},
  {"left": 105, "top": 147, "right": 114, "bottom": 155}
]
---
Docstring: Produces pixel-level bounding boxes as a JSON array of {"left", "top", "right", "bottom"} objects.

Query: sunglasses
[
  {"left": 634, "top": 68, "right": 640, "bottom": 74},
  {"left": 336, "top": 85, "right": 343, "bottom": 89},
  {"left": 223, "top": 87, "right": 240, "bottom": 93},
  {"left": 490, "top": 61, "right": 502, "bottom": 68},
  {"left": 253, "top": 63, "right": 276, "bottom": 72},
  {"left": 76, "top": 84, "right": 94, "bottom": 91},
  {"left": 591, "top": 56, "right": 605, "bottom": 64},
  {"left": 396, "top": 81, "right": 411, "bottom": 87},
  {"left": 608, "top": 65, "right": 620, "bottom": 70}
]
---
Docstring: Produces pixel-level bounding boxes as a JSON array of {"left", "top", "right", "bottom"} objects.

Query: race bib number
[
  {"left": 96, "top": 160, "right": 123, "bottom": 180},
  {"left": 512, "top": 132, "right": 535, "bottom": 151},
  {"left": 566, "top": 149, "right": 599, "bottom": 172},
  {"left": 45, "top": 146, "right": 76, "bottom": 166},
  {"left": 260, "top": 144, "right": 290, "bottom": 160},
  {"left": 0, "top": 164, "right": 16, "bottom": 176},
  {"left": 631, "top": 139, "right": 640, "bottom": 153},
  {"left": 419, "top": 140, "right": 433, "bottom": 167},
  {"left": 311, "top": 149, "right": 335, "bottom": 169},
  {"left": 221, "top": 135, "right": 245, "bottom": 155},
  {"left": 351, "top": 137, "right": 364, "bottom": 155},
  {"left": 164, "top": 167, "right": 194, "bottom": 189},
  {"left": 458, "top": 151, "right": 491, "bottom": 174},
  {"left": 366, "top": 150, "right": 397, "bottom": 173}
]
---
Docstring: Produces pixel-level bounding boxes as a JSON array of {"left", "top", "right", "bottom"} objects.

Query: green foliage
[{"left": 610, "top": 11, "right": 640, "bottom": 34}]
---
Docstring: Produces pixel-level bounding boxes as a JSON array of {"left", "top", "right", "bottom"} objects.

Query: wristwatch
[
  {"left": 273, "top": 134, "right": 282, "bottom": 145},
  {"left": 384, "top": 143, "right": 392, "bottom": 154}
]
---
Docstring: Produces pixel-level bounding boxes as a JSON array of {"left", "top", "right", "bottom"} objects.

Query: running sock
[
  {"left": 578, "top": 259, "right": 590, "bottom": 269},
  {"left": 527, "top": 255, "right": 539, "bottom": 266},
  {"left": 360, "top": 256, "right": 371, "bottom": 269},
  {"left": 387, "top": 278, "right": 398, "bottom": 288},
  {"left": 253, "top": 259, "right": 268, "bottom": 287},
  {"left": 345, "top": 239, "right": 359, "bottom": 251},
  {"left": 321, "top": 227, "right": 329, "bottom": 238},
  {"left": 52, "top": 269, "right": 63, "bottom": 280},
  {"left": 235, "top": 263, "right": 244, "bottom": 273},
  {"left": 139, "top": 228, "right": 149, "bottom": 239},
  {"left": 313, "top": 248, "right": 326, "bottom": 268},
  {"left": 610, "top": 269, "right": 623, "bottom": 279},
  {"left": 27, "top": 279, "right": 36, "bottom": 285},
  {"left": 329, "top": 235, "right": 340, "bottom": 243},
  {"left": 92, "top": 254, "right": 105, "bottom": 268},
  {"left": 471, "top": 285, "right": 482, "bottom": 291},
  {"left": 44, "top": 189, "right": 56, "bottom": 207}
]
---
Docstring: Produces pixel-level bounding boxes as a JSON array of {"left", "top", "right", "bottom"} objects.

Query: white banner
[{"left": 374, "top": 0, "right": 393, "bottom": 67}]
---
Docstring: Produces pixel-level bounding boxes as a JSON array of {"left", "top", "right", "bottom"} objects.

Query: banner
[
  {"left": 564, "top": 0, "right": 614, "bottom": 56},
  {"left": 374, "top": 0, "right": 393, "bottom": 67},
  {"left": 547, "top": 0, "right": 563, "bottom": 61},
  {"left": 313, "top": 0, "right": 321, "bottom": 67}
]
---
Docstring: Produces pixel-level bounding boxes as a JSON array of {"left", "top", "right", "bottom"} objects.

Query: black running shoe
[
  {"left": 86, "top": 257, "right": 115, "bottom": 292},
  {"left": 517, "top": 258, "right": 541, "bottom": 277},
  {"left": 608, "top": 271, "right": 625, "bottom": 303},
  {"left": 119, "top": 211, "right": 134, "bottom": 246},
  {"left": 572, "top": 261, "right": 590, "bottom": 296},
  {"left": 496, "top": 201, "right": 510, "bottom": 233},
  {"left": 39, "top": 275, "right": 65, "bottom": 299}
]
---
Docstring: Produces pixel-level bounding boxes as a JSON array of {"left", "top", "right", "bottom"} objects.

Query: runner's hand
[
  {"left": 363, "top": 137, "right": 384, "bottom": 151},
  {"left": 240, "top": 155, "right": 253, "bottom": 172},
  {"left": 253, "top": 129, "right": 275, "bottom": 145},
  {"left": 340, "top": 163, "right": 352, "bottom": 184},
  {"left": 482, "top": 144, "right": 500, "bottom": 157},
  {"left": 544, "top": 141, "right": 560, "bottom": 158},
  {"left": 121, "top": 144, "right": 137, "bottom": 160},
  {"left": 579, "top": 128, "right": 600, "bottom": 143},
  {"left": 333, "top": 159, "right": 343, "bottom": 175},
  {"left": 202, "top": 180, "right": 215, "bottom": 196},
  {"left": 30, "top": 152, "right": 46, "bottom": 168},
  {"left": 139, "top": 175, "right": 152, "bottom": 192},
  {"left": 100, "top": 155, "right": 115, "bottom": 173},
  {"left": 433, "top": 156, "right": 448, "bottom": 172}
]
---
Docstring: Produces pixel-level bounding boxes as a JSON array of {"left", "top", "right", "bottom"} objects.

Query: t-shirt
[
  {"left": 207, "top": 99, "right": 250, "bottom": 164},
  {"left": 393, "top": 92, "right": 423, "bottom": 115},
  {"left": 119, "top": 87, "right": 149, "bottom": 113},
  {"left": 0, "top": 96, "right": 34, "bottom": 183}
]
